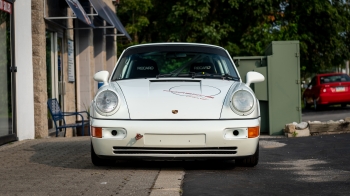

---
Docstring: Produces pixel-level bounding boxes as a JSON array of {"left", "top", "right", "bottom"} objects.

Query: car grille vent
[{"left": 112, "top": 147, "right": 237, "bottom": 155}]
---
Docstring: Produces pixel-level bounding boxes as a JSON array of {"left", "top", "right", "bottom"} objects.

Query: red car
[{"left": 303, "top": 73, "right": 350, "bottom": 109}]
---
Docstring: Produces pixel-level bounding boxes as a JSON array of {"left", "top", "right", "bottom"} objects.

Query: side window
[{"left": 341, "top": 74, "right": 350, "bottom": 81}]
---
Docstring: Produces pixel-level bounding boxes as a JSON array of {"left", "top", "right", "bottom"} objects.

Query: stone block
[
  {"left": 345, "top": 117, "right": 350, "bottom": 122},
  {"left": 285, "top": 123, "right": 296, "bottom": 133},
  {"left": 32, "top": 46, "right": 43, "bottom": 57},
  {"left": 34, "top": 93, "right": 46, "bottom": 103},
  {"left": 33, "top": 69, "right": 46, "bottom": 80},
  {"left": 65, "top": 129, "right": 74, "bottom": 137},
  {"left": 32, "top": 34, "right": 45, "bottom": 47},
  {"left": 285, "top": 122, "right": 310, "bottom": 137},
  {"left": 31, "top": 11, "right": 43, "bottom": 23},
  {"left": 35, "top": 125, "right": 48, "bottom": 138},
  {"left": 296, "top": 122, "right": 308, "bottom": 130},
  {"left": 32, "top": 57, "right": 42, "bottom": 67},
  {"left": 309, "top": 121, "right": 350, "bottom": 135},
  {"left": 295, "top": 128, "right": 310, "bottom": 137},
  {"left": 34, "top": 81, "right": 47, "bottom": 93},
  {"left": 33, "top": 68, "right": 47, "bottom": 79},
  {"left": 31, "top": 0, "right": 43, "bottom": 10},
  {"left": 34, "top": 103, "right": 46, "bottom": 116},
  {"left": 32, "top": 23, "right": 45, "bottom": 34},
  {"left": 285, "top": 128, "right": 310, "bottom": 137}
]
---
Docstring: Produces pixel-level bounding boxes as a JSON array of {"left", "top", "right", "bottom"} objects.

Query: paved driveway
[
  {"left": 182, "top": 134, "right": 350, "bottom": 196},
  {"left": 1, "top": 134, "right": 349, "bottom": 196},
  {"left": 0, "top": 137, "right": 160, "bottom": 196}
]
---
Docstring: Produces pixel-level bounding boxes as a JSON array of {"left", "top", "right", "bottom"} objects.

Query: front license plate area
[
  {"left": 336, "top": 87, "right": 345, "bottom": 92},
  {"left": 144, "top": 134, "right": 206, "bottom": 146}
]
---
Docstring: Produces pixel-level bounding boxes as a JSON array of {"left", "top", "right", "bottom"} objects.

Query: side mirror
[
  {"left": 94, "top": 71, "right": 109, "bottom": 85},
  {"left": 245, "top": 71, "right": 265, "bottom": 87}
]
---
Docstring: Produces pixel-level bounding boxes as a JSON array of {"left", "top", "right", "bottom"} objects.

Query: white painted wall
[{"left": 14, "top": 1, "right": 35, "bottom": 140}]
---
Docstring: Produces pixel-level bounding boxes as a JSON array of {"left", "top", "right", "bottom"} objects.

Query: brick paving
[{"left": 0, "top": 137, "right": 160, "bottom": 196}]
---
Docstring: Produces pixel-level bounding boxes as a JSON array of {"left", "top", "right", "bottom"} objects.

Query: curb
[{"left": 150, "top": 169, "right": 184, "bottom": 196}]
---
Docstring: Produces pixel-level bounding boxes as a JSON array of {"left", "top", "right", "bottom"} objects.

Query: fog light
[
  {"left": 248, "top": 126, "right": 259, "bottom": 138},
  {"left": 233, "top": 130, "right": 239, "bottom": 136},
  {"left": 111, "top": 130, "right": 118, "bottom": 136}
]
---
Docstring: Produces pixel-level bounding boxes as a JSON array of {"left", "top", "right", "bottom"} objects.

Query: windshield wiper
[
  {"left": 218, "top": 74, "right": 240, "bottom": 81},
  {"left": 192, "top": 73, "right": 240, "bottom": 81},
  {"left": 156, "top": 73, "right": 173, "bottom": 79},
  {"left": 157, "top": 73, "right": 195, "bottom": 78},
  {"left": 156, "top": 73, "right": 239, "bottom": 81}
]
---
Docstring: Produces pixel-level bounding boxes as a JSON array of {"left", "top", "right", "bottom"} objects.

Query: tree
[
  {"left": 240, "top": 0, "right": 350, "bottom": 75},
  {"left": 117, "top": 0, "right": 350, "bottom": 76},
  {"left": 118, "top": 0, "right": 153, "bottom": 43}
]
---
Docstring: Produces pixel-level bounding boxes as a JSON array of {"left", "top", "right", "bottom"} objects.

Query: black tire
[
  {"left": 303, "top": 98, "right": 310, "bottom": 109},
  {"left": 313, "top": 99, "right": 318, "bottom": 110},
  {"left": 91, "top": 144, "right": 114, "bottom": 166},
  {"left": 235, "top": 144, "right": 259, "bottom": 167}
]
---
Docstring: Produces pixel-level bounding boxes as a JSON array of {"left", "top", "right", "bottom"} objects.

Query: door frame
[
  {"left": 47, "top": 31, "right": 65, "bottom": 130},
  {"left": 0, "top": 0, "right": 17, "bottom": 145}
]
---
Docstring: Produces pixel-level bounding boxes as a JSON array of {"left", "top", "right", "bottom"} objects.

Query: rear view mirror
[
  {"left": 94, "top": 71, "right": 109, "bottom": 84},
  {"left": 245, "top": 71, "right": 265, "bottom": 87}
]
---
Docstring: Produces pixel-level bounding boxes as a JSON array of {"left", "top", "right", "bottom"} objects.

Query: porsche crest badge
[{"left": 172, "top": 110, "right": 178, "bottom": 114}]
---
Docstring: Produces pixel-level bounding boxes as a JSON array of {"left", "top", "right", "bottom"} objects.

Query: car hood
[{"left": 114, "top": 79, "right": 235, "bottom": 119}]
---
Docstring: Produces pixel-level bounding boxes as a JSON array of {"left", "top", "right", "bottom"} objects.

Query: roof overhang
[
  {"left": 65, "top": 0, "right": 94, "bottom": 27},
  {"left": 44, "top": 0, "right": 131, "bottom": 41},
  {"left": 44, "top": 0, "right": 95, "bottom": 28},
  {"left": 88, "top": 0, "right": 131, "bottom": 40}
]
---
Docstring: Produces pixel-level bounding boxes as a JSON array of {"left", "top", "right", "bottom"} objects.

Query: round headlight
[
  {"left": 95, "top": 90, "right": 119, "bottom": 115},
  {"left": 231, "top": 90, "right": 255, "bottom": 115}
]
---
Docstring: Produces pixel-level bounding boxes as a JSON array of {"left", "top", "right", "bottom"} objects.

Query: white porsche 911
[{"left": 90, "top": 43, "right": 264, "bottom": 166}]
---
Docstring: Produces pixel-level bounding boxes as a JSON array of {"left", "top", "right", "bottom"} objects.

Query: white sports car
[{"left": 90, "top": 43, "right": 264, "bottom": 166}]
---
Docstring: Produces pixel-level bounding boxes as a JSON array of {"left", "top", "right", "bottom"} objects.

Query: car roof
[
  {"left": 317, "top": 73, "right": 346, "bottom": 77},
  {"left": 126, "top": 42, "right": 226, "bottom": 50}
]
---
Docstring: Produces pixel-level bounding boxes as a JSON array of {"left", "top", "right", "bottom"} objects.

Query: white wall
[{"left": 14, "top": 1, "right": 35, "bottom": 140}]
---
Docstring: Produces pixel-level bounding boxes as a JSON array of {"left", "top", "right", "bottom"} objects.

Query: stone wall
[{"left": 32, "top": 0, "right": 48, "bottom": 138}]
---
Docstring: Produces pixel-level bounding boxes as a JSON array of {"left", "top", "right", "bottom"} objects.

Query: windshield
[{"left": 111, "top": 46, "right": 238, "bottom": 81}]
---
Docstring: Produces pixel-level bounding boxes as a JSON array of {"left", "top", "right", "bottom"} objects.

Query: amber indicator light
[
  {"left": 92, "top": 127, "right": 102, "bottom": 138},
  {"left": 248, "top": 126, "right": 260, "bottom": 138}
]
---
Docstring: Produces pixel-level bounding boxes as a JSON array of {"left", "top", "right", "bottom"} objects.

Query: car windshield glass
[
  {"left": 320, "top": 74, "right": 350, "bottom": 84},
  {"left": 111, "top": 48, "right": 238, "bottom": 80}
]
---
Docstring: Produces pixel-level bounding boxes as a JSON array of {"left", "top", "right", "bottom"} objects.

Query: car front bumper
[{"left": 91, "top": 118, "right": 260, "bottom": 160}]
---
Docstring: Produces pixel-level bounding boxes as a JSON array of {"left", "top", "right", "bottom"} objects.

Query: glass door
[
  {"left": 46, "top": 31, "right": 64, "bottom": 130},
  {"left": 0, "top": 4, "right": 14, "bottom": 141}
]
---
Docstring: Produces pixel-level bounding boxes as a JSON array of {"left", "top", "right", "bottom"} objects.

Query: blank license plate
[
  {"left": 336, "top": 87, "right": 345, "bottom": 92},
  {"left": 144, "top": 134, "right": 206, "bottom": 146}
]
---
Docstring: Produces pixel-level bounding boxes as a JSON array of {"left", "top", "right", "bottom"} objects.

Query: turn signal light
[
  {"left": 92, "top": 127, "right": 102, "bottom": 138},
  {"left": 248, "top": 126, "right": 260, "bottom": 138}
]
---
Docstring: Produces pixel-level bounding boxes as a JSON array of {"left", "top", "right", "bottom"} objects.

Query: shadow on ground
[{"left": 28, "top": 137, "right": 241, "bottom": 170}]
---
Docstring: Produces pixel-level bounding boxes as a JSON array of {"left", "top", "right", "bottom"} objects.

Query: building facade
[{"left": 0, "top": 0, "right": 130, "bottom": 145}]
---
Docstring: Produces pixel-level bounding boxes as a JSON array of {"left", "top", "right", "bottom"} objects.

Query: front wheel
[{"left": 235, "top": 144, "right": 259, "bottom": 167}]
